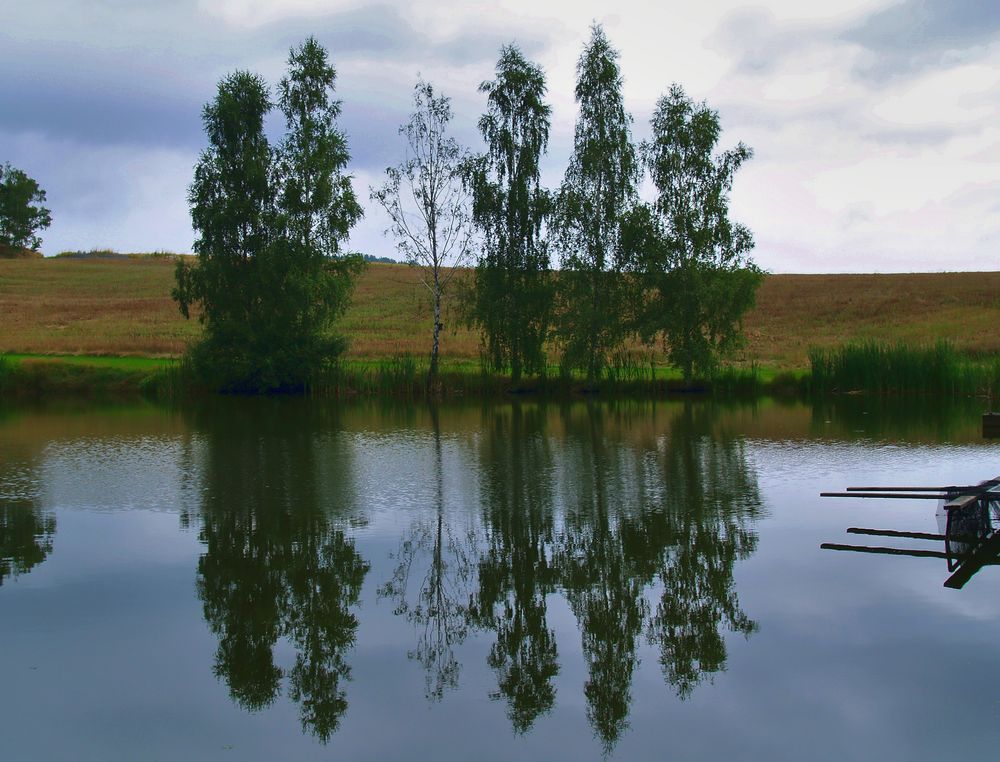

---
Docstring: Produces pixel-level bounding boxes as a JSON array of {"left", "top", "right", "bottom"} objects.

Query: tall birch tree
[
  {"left": 371, "top": 80, "right": 474, "bottom": 385},
  {"left": 638, "top": 85, "right": 762, "bottom": 385},
  {"left": 467, "top": 45, "right": 552, "bottom": 386},
  {"left": 553, "top": 25, "right": 639, "bottom": 386}
]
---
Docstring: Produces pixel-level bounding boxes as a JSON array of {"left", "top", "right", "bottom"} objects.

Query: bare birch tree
[{"left": 371, "top": 80, "right": 474, "bottom": 384}]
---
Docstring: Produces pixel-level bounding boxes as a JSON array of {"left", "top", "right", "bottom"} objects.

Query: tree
[
  {"left": 174, "top": 37, "right": 363, "bottom": 392},
  {"left": 174, "top": 70, "right": 275, "bottom": 390},
  {"left": 0, "top": 163, "right": 52, "bottom": 251},
  {"left": 371, "top": 80, "right": 474, "bottom": 385},
  {"left": 467, "top": 45, "right": 553, "bottom": 386},
  {"left": 553, "top": 25, "right": 639, "bottom": 386},
  {"left": 637, "top": 85, "right": 762, "bottom": 385}
]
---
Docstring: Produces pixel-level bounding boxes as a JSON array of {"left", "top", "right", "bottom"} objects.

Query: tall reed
[{"left": 809, "top": 340, "right": 1000, "bottom": 397}]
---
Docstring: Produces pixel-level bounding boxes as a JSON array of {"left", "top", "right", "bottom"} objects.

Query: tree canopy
[
  {"left": 636, "top": 84, "right": 762, "bottom": 384},
  {"left": 553, "top": 25, "right": 639, "bottom": 385},
  {"left": 466, "top": 45, "right": 553, "bottom": 386},
  {"left": 371, "top": 80, "right": 474, "bottom": 384},
  {"left": 0, "top": 163, "right": 52, "bottom": 251},
  {"left": 173, "top": 37, "right": 363, "bottom": 392}
]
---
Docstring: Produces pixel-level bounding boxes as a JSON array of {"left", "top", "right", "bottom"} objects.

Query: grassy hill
[{"left": 1, "top": 256, "right": 999, "bottom": 371}]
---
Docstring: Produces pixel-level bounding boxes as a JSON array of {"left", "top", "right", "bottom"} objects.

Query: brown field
[{"left": 1, "top": 257, "right": 999, "bottom": 370}]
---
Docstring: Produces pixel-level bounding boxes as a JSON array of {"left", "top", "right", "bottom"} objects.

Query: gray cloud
[
  {"left": 711, "top": 8, "right": 820, "bottom": 77},
  {"left": 715, "top": 2, "right": 1000, "bottom": 87},
  {"left": 846, "top": 0, "right": 1000, "bottom": 71},
  {"left": 842, "top": 0, "right": 1000, "bottom": 85},
  {"left": 0, "top": 1, "right": 561, "bottom": 157}
]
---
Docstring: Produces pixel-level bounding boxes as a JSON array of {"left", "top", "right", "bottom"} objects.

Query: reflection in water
[
  {"left": 380, "top": 405, "right": 476, "bottom": 701},
  {"left": 648, "top": 403, "right": 760, "bottom": 698},
  {"left": 555, "top": 402, "right": 761, "bottom": 749},
  {"left": 183, "top": 401, "right": 368, "bottom": 742},
  {"left": 385, "top": 400, "right": 763, "bottom": 751},
  {"left": 556, "top": 403, "right": 648, "bottom": 750},
  {"left": 0, "top": 499, "right": 55, "bottom": 587},
  {"left": 472, "top": 403, "right": 560, "bottom": 734}
]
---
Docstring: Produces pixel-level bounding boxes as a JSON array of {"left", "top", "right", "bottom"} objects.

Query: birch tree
[
  {"left": 467, "top": 45, "right": 553, "bottom": 386},
  {"left": 371, "top": 80, "right": 474, "bottom": 384},
  {"left": 638, "top": 85, "right": 762, "bottom": 384},
  {"left": 553, "top": 25, "right": 639, "bottom": 386}
]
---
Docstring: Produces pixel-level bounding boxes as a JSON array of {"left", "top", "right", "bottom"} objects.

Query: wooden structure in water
[
  {"left": 821, "top": 477, "right": 1000, "bottom": 589},
  {"left": 984, "top": 413, "right": 1000, "bottom": 439}
]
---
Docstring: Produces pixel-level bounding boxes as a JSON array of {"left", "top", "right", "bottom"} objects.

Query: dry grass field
[{"left": 2, "top": 256, "right": 999, "bottom": 370}]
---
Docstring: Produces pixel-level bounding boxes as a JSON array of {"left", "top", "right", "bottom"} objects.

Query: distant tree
[
  {"left": 174, "top": 37, "right": 363, "bottom": 392},
  {"left": 467, "top": 45, "right": 553, "bottom": 386},
  {"left": 0, "top": 163, "right": 52, "bottom": 251},
  {"left": 637, "top": 85, "right": 762, "bottom": 384},
  {"left": 553, "top": 25, "right": 639, "bottom": 386},
  {"left": 371, "top": 80, "right": 474, "bottom": 385}
]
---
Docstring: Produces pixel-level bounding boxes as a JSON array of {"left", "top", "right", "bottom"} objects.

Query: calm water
[{"left": 2, "top": 396, "right": 999, "bottom": 761}]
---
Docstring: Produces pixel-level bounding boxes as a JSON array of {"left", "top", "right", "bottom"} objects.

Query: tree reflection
[
  {"left": 556, "top": 402, "right": 648, "bottom": 751},
  {"left": 0, "top": 499, "right": 55, "bottom": 587},
  {"left": 380, "top": 399, "right": 763, "bottom": 749},
  {"left": 185, "top": 400, "right": 368, "bottom": 742},
  {"left": 380, "top": 404, "right": 476, "bottom": 701},
  {"left": 471, "top": 403, "right": 560, "bottom": 733},
  {"left": 646, "top": 402, "right": 761, "bottom": 698}
]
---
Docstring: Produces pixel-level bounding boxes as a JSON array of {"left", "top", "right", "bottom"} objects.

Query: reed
[
  {"left": 710, "top": 364, "right": 764, "bottom": 397},
  {"left": 809, "top": 340, "right": 1000, "bottom": 397}
]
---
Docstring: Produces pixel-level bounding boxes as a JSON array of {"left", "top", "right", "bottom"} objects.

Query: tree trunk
[
  {"left": 429, "top": 280, "right": 441, "bottom": 388},
  {"left": 430, "top": 284, "right": 441, "bottom": 383}
]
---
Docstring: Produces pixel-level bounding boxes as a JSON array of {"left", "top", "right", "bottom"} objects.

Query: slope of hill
[{"left": 1, "top": 257, "right": 998, "bottom": 370}]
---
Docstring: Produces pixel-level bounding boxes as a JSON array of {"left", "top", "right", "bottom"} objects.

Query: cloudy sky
[{"left": 2, "top": 0, "right": 998, "bottom": 272}]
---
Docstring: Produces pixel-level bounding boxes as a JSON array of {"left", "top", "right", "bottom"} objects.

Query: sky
[{"left": 1, "top": 0, "right": 998, "bottom": 273}]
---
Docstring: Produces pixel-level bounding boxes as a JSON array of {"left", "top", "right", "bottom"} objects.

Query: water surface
[{"left": 1, "top": 397, "right": 998, "bottom": 760}]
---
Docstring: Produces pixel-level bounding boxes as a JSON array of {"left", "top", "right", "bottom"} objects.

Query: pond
[{"left": 1, "top": 396, "right": 999, "bottom": 760}]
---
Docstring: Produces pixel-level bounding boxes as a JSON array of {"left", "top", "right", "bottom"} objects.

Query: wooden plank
[
  {"left": 821, "top": 543, "right": 960, "bottom": 560},
  {"left": 846, "top": 486, "right": 978, "bottom": 492},
  {"left": 844, "top": 477, "right": 1000, "bottom": 497},
  {"left": 944, "top": 493, "right": 981, "bottom": 511},
  {"left": 846, "top": 527, "right": 948, "bottom": 541},
  {"left": 944, "top": 530, "right": 1000, "bottom": 589},
  {"left": 821, "top": 492, "right": 946, "bottom": 500},
  {"left": 943, "top": 482, "right": 1000, "bottom": 510}
]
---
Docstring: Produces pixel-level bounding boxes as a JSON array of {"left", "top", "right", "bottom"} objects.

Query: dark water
[{"left": 2, "top": 397, "right": 999, "bottom": 761}]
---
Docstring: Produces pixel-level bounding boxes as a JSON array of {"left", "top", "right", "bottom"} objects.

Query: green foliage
[
  {"left": 637, "top": 85, "right": 762, "bottom": 384},
  {"left": 174, "top": 38, "right": 363, "bottom": 393},
  {"left": 467, "top": 45, "right": 553, "bottom": 385},
  {"left": 0, "top": 163, "right": 51, "bottom": 251},
  {"left": 809, "top": 340, "right": 1000, "bottom": 397},
  {"left": 553, "top": 25, "right": 639, "bottom": 385}
]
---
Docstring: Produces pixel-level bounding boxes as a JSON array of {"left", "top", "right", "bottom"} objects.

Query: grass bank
[
  {"left": 5, "top": 345, "right": 996, "bottom": 402},
  {"left": 0, "top": 352, "right": 781, "bottom": 401}
]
